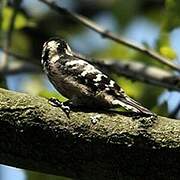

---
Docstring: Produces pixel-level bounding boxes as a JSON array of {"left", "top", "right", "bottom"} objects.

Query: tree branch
[
  {"left": 0, "top": 47, "right": 179, "bottom": 90},
  {"left": 0, "top": 88, "right": 180, "bottom": 179},
  {"left": 39, "top": 0, "right": 180, "bottom": 72},
  {"left": 0, "top": 47, "right": 41, "bottom": 74},
  {"left": 1, "top": 62, "right": 40, "bottom": 75},
  {"left": 94, "top": 59, "right": 180, "bottom": 91}
]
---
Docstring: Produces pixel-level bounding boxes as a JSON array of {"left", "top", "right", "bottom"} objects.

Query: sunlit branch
[{"left": 39, "top": 0, "right": 180, "bottom": 72}]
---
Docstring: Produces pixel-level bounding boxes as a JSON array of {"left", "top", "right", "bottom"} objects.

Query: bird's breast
[{"left": 46, "top": 62, "right": 90, "bottom": 99}]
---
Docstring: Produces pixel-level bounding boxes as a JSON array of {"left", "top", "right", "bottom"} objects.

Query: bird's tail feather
[{"left": 116, "top": 96, "right": 153, "bottom": 115}]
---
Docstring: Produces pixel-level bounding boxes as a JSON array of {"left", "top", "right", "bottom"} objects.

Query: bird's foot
[{"left": 48, "top": 98, "right": 71, "bottom": 118}]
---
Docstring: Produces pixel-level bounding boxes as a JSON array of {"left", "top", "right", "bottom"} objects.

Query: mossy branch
[{"left": 0, "top": 88, "right": 180, "bottom": 179}]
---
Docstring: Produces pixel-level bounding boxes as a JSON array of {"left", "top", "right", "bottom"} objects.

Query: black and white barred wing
[
  {"left": 65, "top": 59, "right": 120, "bottom": 92},
  {"left": 65, "top": 59, "right": 153, "bottom": 114}
]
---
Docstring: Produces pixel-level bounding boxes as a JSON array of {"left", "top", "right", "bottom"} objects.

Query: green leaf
[
  {"left": 160, "top": 46, "right": 176, "bottom": 59},
  {"left": 156, "top": 32, "right": 176, "bottom": 60},
  {"left": 2, "top": 7, "right": 34, "bottom": 31},
  {"left": 0, "top": 0, "right": 7, "bottom": 30}
]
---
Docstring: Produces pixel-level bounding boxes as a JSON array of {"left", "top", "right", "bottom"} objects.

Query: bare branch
[{"left": 39, "top": 0, "right": 180, "bottom": 72}]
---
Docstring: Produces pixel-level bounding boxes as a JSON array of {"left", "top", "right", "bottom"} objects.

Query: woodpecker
[{"left": 41, "top": 38, "right": 154, "bottom": 118}]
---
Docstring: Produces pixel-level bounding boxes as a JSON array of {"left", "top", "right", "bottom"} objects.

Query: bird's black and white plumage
[{"left": 41, "top": 38, "right": 153, "bottom": 116}]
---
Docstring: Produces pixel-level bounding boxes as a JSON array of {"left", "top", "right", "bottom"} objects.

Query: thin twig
[{"left": 39, "top": 0, "right": 180, "bottom": 72}]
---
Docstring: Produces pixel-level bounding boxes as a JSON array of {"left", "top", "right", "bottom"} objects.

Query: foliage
[
  {"left": 0, "top": 0, "right": 180, "bottom": 179},
  {"left": 2, "top": 7, "right": 29, "bottom": 31}
]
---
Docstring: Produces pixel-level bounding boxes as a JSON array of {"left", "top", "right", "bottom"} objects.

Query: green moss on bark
[{"left": 0, "top": 88, "right": 180, "bottom": 179}]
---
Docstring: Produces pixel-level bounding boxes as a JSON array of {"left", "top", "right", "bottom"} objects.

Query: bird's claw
[
  {"left": 60, "top": 103, "right": 71, "bottom": 119},
  {"left": 48, "top": 98, "right": 71, "bottom": 119},
  {"left": 48, "top": 97, "right": 61, "bottom": 107}
]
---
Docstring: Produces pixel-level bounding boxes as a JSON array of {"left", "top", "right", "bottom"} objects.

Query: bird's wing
[
  {"left": 64, "top": 57, "right": 153, "bottom": 115},
  {"left": 64, "top": 58, "right": 124, "bottom": 95}
]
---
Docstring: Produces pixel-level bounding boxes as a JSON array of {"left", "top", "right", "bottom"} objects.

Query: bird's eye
[
  {"left": 57, "top": 45, "right": 64, "bottom": 54},
  {"left": 57, "top": 41, "right": 68, "bottom": 54}
]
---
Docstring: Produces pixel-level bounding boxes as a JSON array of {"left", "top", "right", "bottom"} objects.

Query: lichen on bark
[{"left": 0, "top": 88, "right": 180, "bottom": 179}]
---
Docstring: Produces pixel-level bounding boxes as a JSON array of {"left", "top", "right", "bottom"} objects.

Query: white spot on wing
[
  {"left": 93, "top": 74, "right": 102, "bottom": 82},
  {"left": 112, "top": 99, "right": 139, "bottom": 112},
  {"left": 66, "top": 60, "right": 88, "bottom": 66},
  {"left": 81, "top": 64, "right": 101, "bottom": 77},
  {"left": 109, "top": 80, "right": 115, "bottom": 87},
  {"left": 94, "top": 74, "right": 109, "bottom": 82},
  {"left": 112, "top": 99, "right": 121, "bottom": 105},
  {"left": 105, "top": 87, "right": 110, "bottom": 91}
]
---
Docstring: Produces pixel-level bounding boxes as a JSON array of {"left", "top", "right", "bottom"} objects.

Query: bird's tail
[{"left": 115, "top": 96, "right": 154, "bottom": 115}]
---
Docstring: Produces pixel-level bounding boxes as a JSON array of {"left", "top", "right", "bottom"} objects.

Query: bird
[{"left": 41, "top": 37, "right": 154, "bottom": 118}]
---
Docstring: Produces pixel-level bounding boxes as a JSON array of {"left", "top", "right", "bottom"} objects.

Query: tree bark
[{"left": 0, "top": 88, "right": 180, "bottom": 179}]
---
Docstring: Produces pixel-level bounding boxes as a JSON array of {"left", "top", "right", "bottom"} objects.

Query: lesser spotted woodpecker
[{"left": 41, "top": 38, "right": 154, "bottom": 117}]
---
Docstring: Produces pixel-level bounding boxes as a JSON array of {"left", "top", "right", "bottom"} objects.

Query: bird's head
[{"left": 41, "top": 38, "right": 73, "bottom": 65}]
